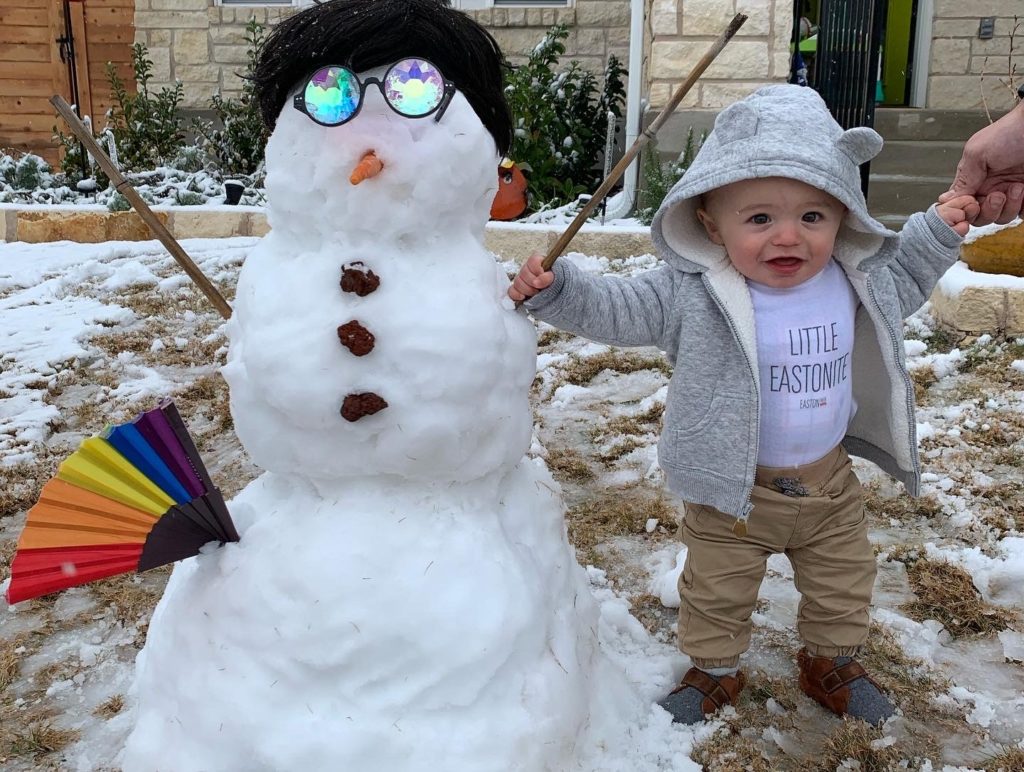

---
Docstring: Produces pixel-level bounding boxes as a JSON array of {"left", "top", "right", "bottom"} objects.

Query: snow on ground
[{"left": 1, "top": 236, "right": 1024, "bottom": 770}]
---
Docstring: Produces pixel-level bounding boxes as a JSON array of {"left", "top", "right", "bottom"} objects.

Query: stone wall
[
  {"left": 134, "top": 1, "right": 296, "bottom": 108},
  {"left": 134, "top": 1, "right": 631, "bottom": 111},
  {"left": 649, "top": 0, "right": 791, "bottom": 110},
  {"left": 928, "top": 0, "right": 1020, "bottom": 111}
]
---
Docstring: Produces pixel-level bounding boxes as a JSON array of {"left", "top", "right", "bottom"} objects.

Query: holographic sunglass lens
[
  {"left": 384, "top": 59, "right": 446, "bottom": 117},
  {"left": 304, "top": 66, "right": 359, "bottom": 125}
]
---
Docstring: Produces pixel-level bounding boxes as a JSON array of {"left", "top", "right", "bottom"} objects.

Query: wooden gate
[{"left": 0, "top": 0, "right": 134, "bottom": 166}]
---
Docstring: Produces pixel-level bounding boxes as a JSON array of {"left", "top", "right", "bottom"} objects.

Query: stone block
[
  {"left": 150, "top": 0, "right": 208, "bottom": 10},
  {"left": 149, "top": 29, "right": 173, "bottom": 47},
  {"left": 929, "top": 37, "right": 970, "bottom": 74},
  {"left": 213, "top": 45, "right": 249, "bottom": 65},
  {"left": 176, "top": 63, "right": 222, "bottom": 83},
  {"left": 175, "top": 29, "right": 211, "bottom": 65},
  {"left": 484, "top": 226, "right": 550, "bottom": 261},
  {"left": 770, "top": 51, "right": 791, "bottom": 78},
  {"left": 648, "top": 80, "right": 701, "bottom": 109},
  {"left": 1, "top": 209, "right": 14, "bottom": 242},
  {"left": 699, "top": 81, "right": 769, "bottom": 108},
  {"left": 1005, "top": 289, "right": 1024, "bottom": 335},
  {"left": 651, "top": 0, "right": 679, "bottom": 36},
  {"left": 106, "top": 211, "right": 167, "bottom": 242},
  {"left": 682, "top": 0, "right": 736, "bottom": 36},
  {"left": 935, "top": 0, "right": 1011, "bottom": 17},
  {"left": 505, "top": 7, "right": 528, "bottom": 26},
  {"left": 248, "top": 213, "right": 271, "bottom": 237},
  {"left": 182, "top": 81, "right": 220, "bottom": 109},
  {"left": 734, "top": 0, "right": 773, "bottom": 36},
  {"left": 149, "top": 46, "right": 172, "bottom": 83},
  {"left": 526, "top": 8, "right": 544, "bottom": 26},
  {"left": 133, "top": 11, "right": 208, "bottom": 29},
  {"left": 576, "top": 1, "right": 630, "bottom": 28},
  {"left": 930, "top": 284, "right": 1006, "bottom": 333},
  {"left": 575, "top": 28, "right": 608, "bottom": 55},
  {"left": 13, "top": 210, "right": 168, "bottom": 243},
  {"left": 972, "top": 35, "right": 1017, "bottom": 57},
  {"left": 565, "top": 229, "right": 655, "bottom": 259},
  {"left": 654, "top": 39, "right": 769, "bottom": 80},
  {"left": 210, "top": 26, "right": 248, "bottom": 46},
  {"left": 928, "top": 74, "right": 1014, "bottom": 110},
  {"left": 171, "top": 210, "right": 248, "bottom": 239}
]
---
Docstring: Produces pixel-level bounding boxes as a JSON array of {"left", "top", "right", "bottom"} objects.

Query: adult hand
[
  {"left": 940, "top": 103, "right": 1024, "bottom": 225},
  {"left": 508, "top": 252, "right": 554, "bottom": 302}
]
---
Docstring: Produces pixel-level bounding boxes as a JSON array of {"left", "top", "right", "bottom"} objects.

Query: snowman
[{"left": 121, "top": 1, "right": 666, "bottom": 769}]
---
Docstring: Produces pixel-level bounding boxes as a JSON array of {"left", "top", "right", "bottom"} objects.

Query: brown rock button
[
  {"left": 341, "top": 392, "right": 388, "bottom": 422},
  {"left": 337, "top": 320, "right": 375, "bottom": 356},
  {"left": 340, "top": 261, "right": 381, "bottom": 296}
]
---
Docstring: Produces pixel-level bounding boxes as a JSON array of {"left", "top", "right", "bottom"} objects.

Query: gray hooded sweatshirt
[{"left": 525, "top": 85, "right": 963, "bottom": 523}]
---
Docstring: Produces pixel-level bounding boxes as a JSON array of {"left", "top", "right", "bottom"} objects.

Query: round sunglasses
[{"left": 292, "top": 58, "right": 456, "bottom": 128}]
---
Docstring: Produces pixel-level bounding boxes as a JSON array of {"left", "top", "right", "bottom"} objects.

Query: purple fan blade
[
  {"left": 158, "top": 399, "right": 216, "bottom": 492},
  {"left": 134, "top": 405, "right": 206, "bottom": 498}
]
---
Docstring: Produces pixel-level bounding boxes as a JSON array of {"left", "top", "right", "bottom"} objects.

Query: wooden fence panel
[{"left": 0, "top": 0, "right": 133, "bottom": 166}]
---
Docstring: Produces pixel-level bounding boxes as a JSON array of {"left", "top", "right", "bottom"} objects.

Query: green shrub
[
  {"left": 107, "top": 191, "right": 132, "bottom": 212},
  {"left": 634, "top": 128, "right": 703, "bottom": 225},
  {"left": 12, "top": 154, "right": 52, "bottom": 190},
  {"left": 194, "top": 17, "right": 269, "bottom": 176},
  {"left": 504, "top": 25, "right": 626, "bottom": 211},
  {"left": 105, "top": 43, "right": 187, "bottom": 172}
]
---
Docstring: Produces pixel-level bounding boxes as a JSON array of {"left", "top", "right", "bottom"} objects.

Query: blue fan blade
[{"left": 103, "top": 424, "right": 193, "bottom": 504}]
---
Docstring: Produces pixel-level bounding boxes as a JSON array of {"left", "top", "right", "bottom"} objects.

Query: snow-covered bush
[
  {"left": 193, "top": 18, "right": 269, "bottom": 176},
  {"left": 12, "top": 154, "right": 52, "bottom": 190},
  {"left": 504, "top": 25, "right": 626, "bottom": 211},
  {"left": 634, "top": 128, "right": 704, "bottom": 225}
]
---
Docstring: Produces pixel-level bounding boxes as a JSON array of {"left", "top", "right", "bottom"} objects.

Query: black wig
[{"left": 252, "top": 0, "right": 513, "bottom": 156}]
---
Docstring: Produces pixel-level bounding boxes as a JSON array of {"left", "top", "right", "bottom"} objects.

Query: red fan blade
[{"left": 5, "top": 544, "right": 143, "bottom": 604}]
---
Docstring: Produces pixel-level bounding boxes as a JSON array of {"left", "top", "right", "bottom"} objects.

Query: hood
[{"left": 651, "top": 85, "right": 897, "bottom": 275}]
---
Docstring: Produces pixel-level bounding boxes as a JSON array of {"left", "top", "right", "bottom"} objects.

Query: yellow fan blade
[{"left": 57, "top": 437, "right": 175, "bottom": 516}]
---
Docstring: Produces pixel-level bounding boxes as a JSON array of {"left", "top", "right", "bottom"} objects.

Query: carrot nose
[{"left": 350, "top": 151, "right": 383, "bottom": 185}]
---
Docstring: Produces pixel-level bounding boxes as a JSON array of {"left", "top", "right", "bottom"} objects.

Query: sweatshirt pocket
[{"left": 661, "top": 391, "right": 751, "bottom": 473}]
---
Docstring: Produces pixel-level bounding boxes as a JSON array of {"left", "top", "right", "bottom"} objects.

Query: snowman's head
[{"left": 252, "top": 0, "right": 512, "bottom": 156}]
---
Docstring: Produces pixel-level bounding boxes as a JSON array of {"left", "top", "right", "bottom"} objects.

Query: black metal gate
[{"left": 811, "top": 0, "right": 889, "bottom": 191}]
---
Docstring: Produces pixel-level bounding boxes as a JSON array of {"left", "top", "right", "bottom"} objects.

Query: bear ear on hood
[
  {"left": 712, "top": 101, "right": 760, "bottom": 145},
  {"left": 836, "top": 127, "right": 883, "bottom": 165}
]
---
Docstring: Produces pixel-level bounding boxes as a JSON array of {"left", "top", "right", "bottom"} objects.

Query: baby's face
[{"left": 697, "top": 177, "right": 846, "bottom": 289}]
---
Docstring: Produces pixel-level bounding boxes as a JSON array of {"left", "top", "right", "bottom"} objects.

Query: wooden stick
[
  {"left": 50, "top": 95, "right": 233, "bottom": 320},
  {"left": 541, "top": 13, "right": 748, "bottom": 271}
]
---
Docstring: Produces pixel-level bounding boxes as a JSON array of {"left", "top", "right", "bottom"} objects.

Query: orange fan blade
[{"left": 18, "top": 478, "right": 157, "bottom": 550}]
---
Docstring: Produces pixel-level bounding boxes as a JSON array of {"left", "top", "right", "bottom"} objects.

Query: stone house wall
[
  {"left": 928, "top": 0, "right": 1020, "bottom": 111},
  {"left": 134, "top": 0, "right": 632, "bottom": 111}
]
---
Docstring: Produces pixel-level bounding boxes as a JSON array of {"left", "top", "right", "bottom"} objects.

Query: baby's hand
[
  {"left": 508, "top": 252, "right": 555, "bottom": 302},
  {"left": 935, "top": 194, "right": 981, "bottom": 237}
]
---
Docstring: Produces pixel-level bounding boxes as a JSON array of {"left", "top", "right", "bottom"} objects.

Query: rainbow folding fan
[{"left": 5, "top": 399, "right": 239, "bottom": 604}]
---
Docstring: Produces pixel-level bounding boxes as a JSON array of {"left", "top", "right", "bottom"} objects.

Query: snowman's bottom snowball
[{"left": 121, "top": 460, "right": 657, "bottom": 772}]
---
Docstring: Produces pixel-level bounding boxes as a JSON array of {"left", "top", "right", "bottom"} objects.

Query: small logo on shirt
[{"left": 799, "top": 397, "right": 828, "bottom": 409}]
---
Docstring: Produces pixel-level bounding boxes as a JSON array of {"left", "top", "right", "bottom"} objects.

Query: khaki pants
[{"left": 677, "top": 445, "right": 876, "bottom": 670}]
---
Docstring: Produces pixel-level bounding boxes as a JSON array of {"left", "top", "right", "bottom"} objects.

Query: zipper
[
  {"left": 702, "top": 275, "right": 759, "bottom": 534},
  {"left": 863, "top": 276, "right": 920, "bottom": 482}
]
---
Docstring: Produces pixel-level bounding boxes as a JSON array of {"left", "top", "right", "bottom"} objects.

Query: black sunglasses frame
[{"left": 292, "top": 60, "right": 456, "bottom": 128}]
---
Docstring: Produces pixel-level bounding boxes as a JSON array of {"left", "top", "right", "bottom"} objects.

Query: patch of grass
[
  {"left": 603, "top": 402, "right": 665, "bottom": 436},
  {"left": 2, "top": 719, "right": 80, "bottom": 757},
  {"left": 0, "top": 634, "right": 28, "bottom": 693},
  {"left": 537, "top": 328, "right": 573, "bottom": 348},
  {"left": 797, "top": 719, "right": 901, "bottom": 772},
  {"left": 93, "top": 693, "right": 125, "bottom": 719},
  {"left": 560, "top": 351, "right": 671, "bottom": 387},
  {"left": 862, "top": 485, "right": 942, "bottom": 524},
  {"left": 901, "top": 556, "right": 1016, "bottom": 638},
  {"left": 982, "top": 744, "right": 1024, "bottom": 771},
  {"left": 974, "top": 482, "right": 1024, "bottom": 535},
  {"left": 0, "top": 462, "right": 53, "bottom": 519},
  {"left": 911, "top": 365, "right": 938, "bottom": 404},
  {"left": 924, "top": 327, "right": 960, "bottom": 354},
  {"left": 859, "top": 623, "right": 953, "bottom": 725},
  {"left": 88, "top": 572, "right": 167, "bottom": 632},
  {"left": 545, "top": 447, "right": 594, "bottom": 483},
  {"left": 692, "top": 727, "right": 775, "bottom": 772},
  {"left": 627, "top": 592, "right": 677, "bottom": 638},
  {"left": 566, "top": 489, "right": 675, "bottom": 567},
  {"left": 597, "top": 436, "right": 645, "bottom": 464}
]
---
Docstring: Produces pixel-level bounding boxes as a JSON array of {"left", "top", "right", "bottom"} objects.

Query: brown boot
[
  {"left": 658, "top": 667, "right": 746, "bottom": 724},
  {"left": 797, "top": 648, "right": 894, "bottom": 724}
]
